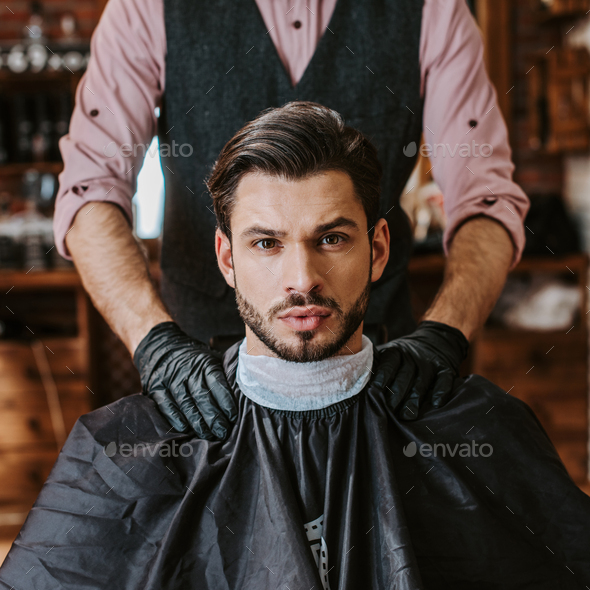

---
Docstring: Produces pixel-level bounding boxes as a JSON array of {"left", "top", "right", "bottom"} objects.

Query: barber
[{"left": 55, "top": 0, "right": 529, "bottom": 439}]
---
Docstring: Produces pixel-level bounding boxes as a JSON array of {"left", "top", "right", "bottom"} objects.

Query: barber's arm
[
  {"left": 57, "top": 0, "right": 236, "bottom": 439},
  {"left": 376, "top": 0, "right": 530, "bottom": 419},
  {"left": 423, "top": 216, "right": 514, "bottom": 340}
]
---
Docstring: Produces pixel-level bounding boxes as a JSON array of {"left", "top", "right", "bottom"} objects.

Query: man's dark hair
[{"left": 206, "top": 101, "right": 383, "bottom": 242}]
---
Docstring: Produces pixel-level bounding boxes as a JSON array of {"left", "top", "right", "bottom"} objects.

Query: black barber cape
[{"left": 1, "top": 340, "right": 589, "bottom": 590}]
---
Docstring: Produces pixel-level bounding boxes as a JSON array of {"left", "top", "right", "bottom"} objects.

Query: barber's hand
[
  {"left": 373, "top": 320, "right": 469, "bottom": 420},
  {"left": 133, "top": 321, "right": 238, "bottom": 440}
]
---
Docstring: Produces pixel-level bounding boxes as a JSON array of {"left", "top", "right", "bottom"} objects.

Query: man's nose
[{"left": 281, "top": 244, "right": 324, "bottom": 295}]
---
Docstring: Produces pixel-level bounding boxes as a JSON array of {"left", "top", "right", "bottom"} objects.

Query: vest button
[
  {"left": 293, "top": 20, "right": 302, "bottom": 29},
  {"left": 90, "top": 109, "right": 99, "bottom": 117},
  {"left": 469, "top": 119, "right": 478, "bottom": 128}
]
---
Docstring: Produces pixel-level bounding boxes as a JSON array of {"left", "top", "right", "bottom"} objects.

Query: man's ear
[
  {"left": 370, "top": 218, "right": 390, "bottom": 283},
  {"left": 215, "top": 228, "right": 235, "bottom": 288}
]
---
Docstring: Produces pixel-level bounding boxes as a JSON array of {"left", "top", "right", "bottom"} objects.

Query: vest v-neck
[{"left": 250, "top": 0, "right": 345, "bottom": 90}]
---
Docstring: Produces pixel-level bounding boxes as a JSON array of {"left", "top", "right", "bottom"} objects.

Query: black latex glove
[
  {"left": 372, "top": 320, "right": 469, "bottom": 421},
  {"left": 133, "top": 321, "right": 238, "bottom": 440}
]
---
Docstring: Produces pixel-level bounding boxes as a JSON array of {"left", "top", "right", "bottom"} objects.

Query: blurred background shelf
[
  {"left": 0, "top": 162, "right": 63, "bottom": 177},
  {"left": 408, "top": 252, "right": 589, "bottom": 274},
  {"left": 0, "top": 266, "right": 79, "bottom": 289}
]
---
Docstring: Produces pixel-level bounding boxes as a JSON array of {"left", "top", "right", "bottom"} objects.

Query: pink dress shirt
[{"left": 54, "top": 0, "right": 530, "bottom": 269}]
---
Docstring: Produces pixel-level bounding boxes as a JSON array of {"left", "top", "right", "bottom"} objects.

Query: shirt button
[
  {"left": 293, "top": 20, "right": 302, "bottom": 29},
  {"left": 469, "top": 119, "right": 478, "bottom": 128},
  {"left": 90, "top": 109, "right": 99, "bottom": 117},
  {"left": 483, "top": 196, "right": 497, "bottom": 205}
]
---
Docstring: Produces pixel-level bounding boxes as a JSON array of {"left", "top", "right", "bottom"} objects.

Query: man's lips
[
  {"left": 277, "top": 306, "right": 332, "bottom": 331},
  {"left": 277, "top": 306, "right": 332, "bottom": 319}
]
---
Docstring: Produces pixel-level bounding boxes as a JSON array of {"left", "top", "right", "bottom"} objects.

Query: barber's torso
[{"left": 158, "top": 0, "right": 424, "bottom": 344}]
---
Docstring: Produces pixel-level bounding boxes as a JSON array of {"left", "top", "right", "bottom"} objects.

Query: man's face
[{"left": 215, "top": 170, "right": 389, "bottom": 362}]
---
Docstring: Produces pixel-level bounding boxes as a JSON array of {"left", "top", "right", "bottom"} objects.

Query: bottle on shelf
[
  {"left": 23, "top": 1, "right": 46, "bottom": 41},
  {"left": 20, "top": 169, "right": 49, "bottom": 271},
  {"left": 31, "top": 95, "right": 52, "bottom": 162},
  {"left": 7, "top": 45, "right": 28, "bottom": 74},
  {"left": 0, "top": 97, "right": 8, "bottom": 166},
  {"left": 13, "top": 95, "right": 34, "bottom": 163},
  {"left": 51, "top": 92, "right": 71, "bottom": 160}
]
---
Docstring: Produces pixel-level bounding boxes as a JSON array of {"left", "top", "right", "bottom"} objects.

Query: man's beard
[{"left": 233, "top": 260, "right": 372, "bottom": 363}]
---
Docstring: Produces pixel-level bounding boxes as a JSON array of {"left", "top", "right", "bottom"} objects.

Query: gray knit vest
[{"left": 159, "top": 0, "right": 424, "bottom": 343}]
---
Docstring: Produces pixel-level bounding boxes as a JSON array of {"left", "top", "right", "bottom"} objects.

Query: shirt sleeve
[
  {"left": 420, "top": 0, "right": 530, "bottom": 269},
  {"left": 53, "top": 0, "right": 166, "bottom": 260}
]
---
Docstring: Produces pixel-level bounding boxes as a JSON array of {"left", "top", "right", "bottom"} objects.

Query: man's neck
[{"left": 235, "top": 331, "right": 374, "bottom": 412}]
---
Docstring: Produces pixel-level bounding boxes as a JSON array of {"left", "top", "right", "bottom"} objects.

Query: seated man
[{"left": 1, "top": 102, "right": 589, "bottom": 590}]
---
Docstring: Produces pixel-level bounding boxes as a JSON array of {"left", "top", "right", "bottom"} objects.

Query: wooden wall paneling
[{"left": 475, "top": 0, "right": 513, "bottom": 133}]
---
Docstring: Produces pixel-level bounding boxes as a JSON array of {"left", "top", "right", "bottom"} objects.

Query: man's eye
[
  {"left": 255, "top": 239, "right": 277, "bottom": 250},
  {"left": 322, "top": 234, "right": 344, "bottom": 246}
]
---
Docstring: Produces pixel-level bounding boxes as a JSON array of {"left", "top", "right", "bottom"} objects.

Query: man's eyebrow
[
  {"left": 315, "top": 216, "right": 360, "bottom": 234},
  {"left": 239, "top": 216, "right": 360, "bottom": 239}
]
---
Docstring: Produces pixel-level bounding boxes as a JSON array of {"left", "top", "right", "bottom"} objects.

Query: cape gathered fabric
[{"left": 1, "top": 342, "right": 589, "bottom": 589}]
